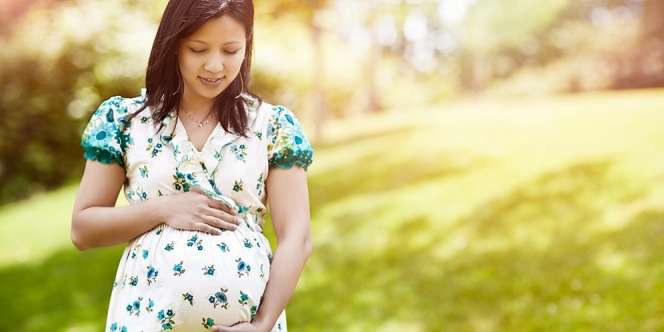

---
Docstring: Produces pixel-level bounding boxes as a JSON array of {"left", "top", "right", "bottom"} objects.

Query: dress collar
[
  {"left": 138, "top": 88, "right": 265, "bottom": 226},
  {"left": 141, "top": 87, "right": 261, "bottom": 189}
]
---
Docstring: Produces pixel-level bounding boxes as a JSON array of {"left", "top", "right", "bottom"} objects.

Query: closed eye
[{"left": 189, "top": 48, "right": 240, "bottom": 55}]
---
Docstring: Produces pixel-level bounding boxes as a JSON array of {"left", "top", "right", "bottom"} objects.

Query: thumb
[{"left": 212, "top": 326, "right": 233, "bottom": 332}]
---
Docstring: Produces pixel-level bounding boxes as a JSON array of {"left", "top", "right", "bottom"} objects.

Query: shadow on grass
[
  {"left": 0, "top": 246, "right": 123, "bottom": 331},
  {"left": 308, "top": 148, "right": 487, "bottom": 214},
  {"left": 287, "top": 159, "right": 663, "bottom": 331},
  {"left": 3, "top": 160, "right": 663, "bottom": 331}
]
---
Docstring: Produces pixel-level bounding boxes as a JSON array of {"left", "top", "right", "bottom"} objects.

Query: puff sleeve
[
  {"left": 266, "top": 105, "right": 314, "bottom": 171},
  {"left": 80, "top": 96, "right": 128, "bottom": 167}
]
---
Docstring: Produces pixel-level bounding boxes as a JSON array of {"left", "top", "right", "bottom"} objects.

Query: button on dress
[{"left": 80, "top": 88, "right": 314, "bottom": 331}]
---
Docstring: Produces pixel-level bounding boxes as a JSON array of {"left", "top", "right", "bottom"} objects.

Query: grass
[{"left": 2, "top": 88, "right": 664, "bottom": 331}]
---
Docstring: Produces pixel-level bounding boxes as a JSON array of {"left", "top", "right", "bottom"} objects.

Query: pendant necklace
[{"left": 182, "top": 108, "right": 216, "bottom": 128}]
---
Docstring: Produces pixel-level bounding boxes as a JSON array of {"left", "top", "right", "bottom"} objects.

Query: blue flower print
[
  {"left": 146, "top": 265, "right": 159, "bottom": 285},
  {"left": 80, "top": 96, "right": 127, "bottom": 167},
  {"left": 127, "top": 186, "right": 149, "bottom": 201},
  {"left": 238, "top": 204, "right": 249, "bottom": 214},
  {"left": 110, "top": 322, "right": 128, "bottom": 332},
  {"left": 250, "top": 304, "right": 258, "bottom": 320},
  {"left": 232, "top": 180, "right": 244, "bottom": 192},
  {"left": 139, "top": 165, "right": 149, "bottom": 178},
  {"left": 202, "top": 264, "right": 215, "bottom": 276},
  {"left": 186, "top": 237, "right": 204, "bottom": 251},
  {"left": 129, "top": 276, "right": 138, "bottom": 286},
  {"left": 202, "top": 317, "right": 216, "bottom": 329},
  {"left": 172, "top": 171, "right": 193, "bottom": 192},
  {"left": 126, "top": 296, "right": 142, "bottom": 316},
  {"left": 209, "top": 287, "right": 229, "bottom": 309},
  {"left": 266, "top": 105, "right": 314, "bottom": 171},
  {"left": 231, "top": 143, "right": 248, "bottom": 162},
  {"left": 146, "top": 137, "right": 164, "bottom": 158},
  {"left": 217, "top": 242, "right": 230, "bottom": 252},
  {"left": 142, "top": 249, "right": 149, "bottom": 259},
  {"left": 146, "top": 298, "right": 155, "bottom": 312},
  {"left": 235, "top": 258, "right": 251, "bottom": 277},
  {"left": 157, "top": 309, "right": 176, "bottom": 330},
  {"left": 172, "top": 261, "right": 186, "bottom": 276},
  {"left": 243, "top": 238, "right": 253, "bottom": 248},
  {"left": 182, "top": 292, "right": 194, "bottom": 306},
  {"left": 164, "top": 241, "right": 175, "bottom": 251},
  {"left": 238, "top": 291, "right": 249, "bottom": 305},
  {"left": 186, "top": 235, "right": 203, "bottom": 251},
  {"left": 256, "top": 173, "right": 264, "bottom": 196}
]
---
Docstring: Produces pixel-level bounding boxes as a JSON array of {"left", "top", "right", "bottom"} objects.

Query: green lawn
[{"left": 2, "top": 89, "right": 664, "bottom": 331}]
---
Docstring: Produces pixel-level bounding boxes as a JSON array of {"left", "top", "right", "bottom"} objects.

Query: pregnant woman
[{"left": 70, "top": 1, "right": 314, "bottom": 331}]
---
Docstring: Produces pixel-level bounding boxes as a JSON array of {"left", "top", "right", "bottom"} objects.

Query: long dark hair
[{"left": 126, "top": 0, "right": 261, "bottom": 138}]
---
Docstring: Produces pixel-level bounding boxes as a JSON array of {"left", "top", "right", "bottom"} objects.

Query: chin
[{"left": 196, "top": 85, "right": 225, "bottom": 100}]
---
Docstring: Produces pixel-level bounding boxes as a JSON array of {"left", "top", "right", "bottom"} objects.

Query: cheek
[
  {"left": 179, "top": 55, "right": 199, "bottom": 76},
  {"left": 228, "top": 55, "right": 245, "bottom": 72}
]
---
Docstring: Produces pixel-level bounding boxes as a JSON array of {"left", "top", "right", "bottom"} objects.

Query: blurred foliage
[
  {"left": 0, "top": 0, "right": 446, "bottom": 204},
  {"left": 0, "top": 0, "right": 662, "bottom": 204},
  {"left": 0, "top": 0, "right": 154, "bottom": 203}
]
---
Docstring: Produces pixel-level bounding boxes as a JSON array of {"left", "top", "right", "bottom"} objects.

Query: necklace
[{"left": 182, "top": 108, "right": 216, "bottom": 128}]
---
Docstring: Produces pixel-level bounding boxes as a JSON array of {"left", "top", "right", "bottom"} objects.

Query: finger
[
  {"left": 204, "top": 207, "right": 242, "bottom": 225},
  {"left": 207, "top": 198, "right": 238, "bottom": 215},
  {"left": 193, "top": 222, "right": 222, "bottom": 235},
  {"left": 190, "top": 185, "right": 208, "bottom": 197},
  {"left": 200, "top": 214, "right": 238, "bottom": 231}
]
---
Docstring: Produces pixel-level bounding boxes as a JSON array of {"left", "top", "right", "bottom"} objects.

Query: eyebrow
[{"left": 189, "top": 39, "right": 241, "bottom": 45}]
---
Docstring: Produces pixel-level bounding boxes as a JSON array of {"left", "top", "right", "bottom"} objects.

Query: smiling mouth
[{"left": 199, "top": 76, "right": 224, "bottom": 83}]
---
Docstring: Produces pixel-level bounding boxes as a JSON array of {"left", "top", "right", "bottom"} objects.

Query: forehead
[{"left": 186, "top": 15, "right": 246, "bottom": 44}]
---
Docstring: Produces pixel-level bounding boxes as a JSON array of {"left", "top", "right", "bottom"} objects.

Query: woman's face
[{"left": 177, "top": 14, "right": 246, "bottom": 104}]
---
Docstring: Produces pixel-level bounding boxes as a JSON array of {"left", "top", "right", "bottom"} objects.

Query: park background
[{"left": 1, "top": 0, "right": 664, "bottom": 330}]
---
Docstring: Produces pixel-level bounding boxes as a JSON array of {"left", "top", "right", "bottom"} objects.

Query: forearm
[
  {"left": 71, "top": 197, "right": 166, "bottom": 250},
  {"left": 253, "top": 235, "right": 312, "bottom": 330}
]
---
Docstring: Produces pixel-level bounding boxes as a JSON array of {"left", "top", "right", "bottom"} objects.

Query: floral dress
[{"left": 80, "top": 88, "right": 314, "bottom": 331}]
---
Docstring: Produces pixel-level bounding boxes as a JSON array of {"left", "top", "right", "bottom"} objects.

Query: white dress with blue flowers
[{"left": 80, "top": 88, "right": 314, "bottom": 332}]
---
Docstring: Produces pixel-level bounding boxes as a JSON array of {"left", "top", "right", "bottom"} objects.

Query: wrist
[
  {"left": 148, "top": 195, "right": 170, "bottom": 226},
  {"left": 253, "top": 320, "right": 270, "bottom": 332},
  {"left": 252, "top": 316, "right": 275, "bottom": 332}
]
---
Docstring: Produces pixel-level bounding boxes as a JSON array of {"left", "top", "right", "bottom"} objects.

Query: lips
[{"left": 199, "top": 76, "right": 223, "bottom": 83}]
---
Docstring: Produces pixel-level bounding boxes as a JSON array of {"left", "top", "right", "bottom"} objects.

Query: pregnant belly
[{"left": 108, "top": 220, "right": 273, "bottom": 330}]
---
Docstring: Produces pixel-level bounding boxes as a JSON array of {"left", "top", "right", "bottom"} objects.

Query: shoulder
[
  {"left": 92, "top": 90, "right": 149, "bottom": 127},
  {"left": 255, "top": 100, "right": 301, "bottom": 129}
]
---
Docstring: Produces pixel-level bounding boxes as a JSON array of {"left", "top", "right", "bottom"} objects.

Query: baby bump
[{"left": 115, "top": 222, "right": 273, "bottom": 330}]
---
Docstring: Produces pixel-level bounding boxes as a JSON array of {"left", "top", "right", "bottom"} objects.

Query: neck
[{"left": 179, "top": 89, "right": 215, "bottom": 116}]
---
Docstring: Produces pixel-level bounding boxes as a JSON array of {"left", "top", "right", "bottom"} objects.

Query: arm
[
  {"left": 70, "top": 160, "right": 165, "bottom": 250},
  {"left": 253, "top": 166, "right": 313, "bottom": 331}
]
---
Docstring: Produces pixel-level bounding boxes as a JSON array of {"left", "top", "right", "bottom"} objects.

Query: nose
[{"left": 203, "top": 53, "right": 224, "bottom": 73}]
